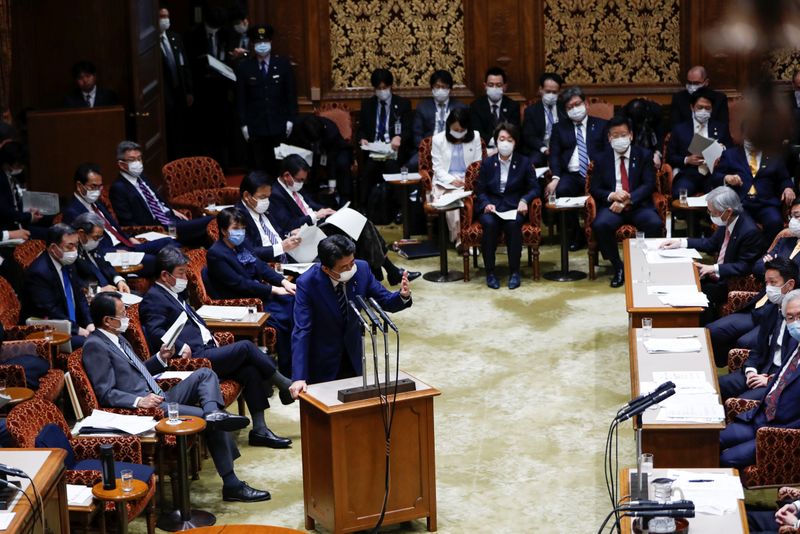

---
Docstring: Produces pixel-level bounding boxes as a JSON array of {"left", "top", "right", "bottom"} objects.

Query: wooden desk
[
  {"left": 629, "top": 327, "right": 725, "bottom": 467},
  {"left": 0, "top": 449, "right": 68, "bottom": 534},
  {"left": 203, "top": 312, "right": 271, "bottom": 347},
  {"left": 619, "top": 468, "right": 747, "bottom": 533},
  {"left": 624, "top": 239, "right": 705, "bottom": 328},
  {"left": 115, "top": 264, "right": 144, "bottom": 275},
  {"left": 299, "top": 371, "right": 440, "bottom": 534}
]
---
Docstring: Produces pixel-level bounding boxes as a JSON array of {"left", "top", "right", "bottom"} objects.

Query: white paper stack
[
  {"left": 643, "top": 338, "right": 703, "bottom": 353},
  {"left": 281, "top": 263, "right": 315, "bottom": 275},
  {"left": 658, "top": 248, "right": 702, "bottom": 260},
  {"left": 153, "top": 371, "right": 193, "bottom": 380},
  {"left": 431, "top": 190, "right": 471, "bottom": 209},
  {"left": 656, "top": 395, "right": 724, "bottom": 423},
  {"left": 104, "top": 252, "right": 145, "bottom": 267},
  {"left": 534, "top": 167, "right": 549, "bottom": 178},
  {"left": 67, "top": 484, "right": 94, "bottom": 507},
  {"left": 76, "top": 409, "right": 157, "bottom": 435},
  {"left": 322, "top": 206, "right": 367, "bottom": 240},
  {"left": 135, "top": 231, "right": 174, "bottom": 241},
  {"left": 554, "top": 196, "right": 588, "bottom": 208},
  {"left": 363, "top": 142, "right": 395, "bottom": 160},
  {"left": 206, "top": 204, "right": 233, "bottom": 212},
  {"left": 494, "top": 209, "right": 518, "bottom": 221},
  {"left": 656, "top": 287, "right": 709, "bottom": 307},
  {"left": 0, "top": 512, "right": 15, "bottom": 529},
  {"left": 196, "top": 305, "right": 249, "bottom": 322},
  {"left": 274, "top": 143, "right": 313, "bottom": 165},
  {"left": 686, "top": 194, "right": 708, "bottom": 208},
  {"left": 668, "top": 470, "right": 744, "bottom": 516},
  {"left": 383, "top": 172, "right": 422, "bottom": 182},
  {"left": 290, "top": 224, "right": 327, "bottom": 262},
  {"left": 119, "top": 293, "right": 143, "bottom": 306}
]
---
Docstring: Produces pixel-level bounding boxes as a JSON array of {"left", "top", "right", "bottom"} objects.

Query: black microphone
[
  {"left": 619, "top": 381, "right": 675, "bottom": 416},
  {"left": 625, "top": 500, "right": 695, "bottom": 510},
  {"left": 367, "top": 297, "right": 398, "bottom": 332},
  {"left": 627, "top": 509, "right": 695, "bottom": 518},
  {"left": 356, "top": 295, "right": 381, "bottom": 329},
  {"left": 349, "top": 301, "right": 369, "bottom": 329},
  {"left": 617, "top": 387, "right": 675, "bottom": 422},
  {"left": 0, "top": 463, "right": 26, "bottom": 478}
]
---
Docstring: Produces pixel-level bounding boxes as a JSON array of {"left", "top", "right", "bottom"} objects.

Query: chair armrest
[
  {"left": 418, "top": 169, "right": 432, "bottom": 192},
  {"left": 743, "top": 426, "right": 800, "bottom": 488},
  {"left": 66, "top": 469, "right": 102, "bottom": 487},
  {"left": 778, "top": 526, "right": 798, "bottom": 534},
  {"left": 652, "top": 192, "right": 668, "bottom": 224},
  {"left": 212, "top": 332, "right": 234, "bottom": 346},
  {"left": 528, "top": 198, "right": 542, "bottom": 226},
  {"left": 724, "top": 397, "right": 760, "bottom": 423},
  {"left": 584, "top": 196, "right": 597, "bottom": 228},
  {"left": 3, "top": 326, "right": 44, "bottom": 341},
  {"left": 209, "top": 298, "right": 262, "bottom": 310},
  {"left": 720, "top": 291, "right": 759, "bottom": 317},
  {"left": 34, "top": 369, "right": 65, "bottom": 401},
  {"left": 71, "top": 434, "right": 143, "bottom": 464},
  {"left": 0, "top": 364, "right": 26, "bottom": 387},
  {"left": 104, "top": 406, "right": 164, "bottom": 419},
  {"left": 169, "top": 357, "right": 212, "bottom": 371},
  {"left": 779, "top": 486, "right": 800, "bottom": 502},
  {"left": 460, "top": 195, "right": 474, "bottom": 230},
  {"left": 728, "top": 349, "right": 750, "bottom": 371}
]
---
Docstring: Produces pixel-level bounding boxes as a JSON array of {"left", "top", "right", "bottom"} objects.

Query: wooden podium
[
  {"left": 299, "top": 371, "right": 440, "bottom": 534},
  {"left": 0, "top": 448, "right": 68, "bottom": 534}
]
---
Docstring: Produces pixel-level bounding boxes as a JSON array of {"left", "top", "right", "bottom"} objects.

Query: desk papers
[
  {"left": 119, "top": 293, "right": 142, "bottom": 306},
  {"left": 494, "top": 209, "right": 518, "bottom": 221},
  {"left": 77, "top": 409, "right": 157, "bottom": 435},
  {"left": 135, "top": 231, "right": 174, "bottom": 241},
  {"left": 657, "top": 292, "right": 709, "bottom": 307},
  {"left": 321, "top": 205, "right": 367, "bottom": 240},
  {"left": 274, "top": 143, "right": 313, "bottom": 166},
  {"left": 153, "top": 371, "right": 193, "bottom": 380},
  {"left": 431, "top": 190, "right": 471, "bottom": 209},
  {"left": 688, "top": 133, "right": 714, "bottom": 156},
  {"left": 644, "top": 371, "right": 724, "bottom": 423},
  {"left": 686, "top": 194, "right": 708, "bottom": 208},
  {"left": 554, "top": 196, "right": 588, "bottom": 208},
  {"left": 281, "top": 263, "right": 315, "bottom": 275},
  {"left": 383, "top": 172, "right": 422, "bottom": 182},
  {"left": 657, "top": 248, "right": 702, "bottom": 259},
  {"left": 67, "top": 485, "right": 94, "bottom": 507},
  {"left": 22, "top": 191, "right": 59, "bottom": 216},
  {"left": 205, "top": 204, "right": 233, "bottom": 212},
  {"left": 160, "top": 311, "right": 187, "bottom": 349},
  {"left": 702, "top": 141, "right": 725, "bottom": 174},
  {"left": 668, "top": 470, "right": 744, "bottom": 515},
  {"left": 643, "top": 338, "right": 703, "bottom": 353},
  {"left": 535, "top": 167, "right": 549, "bottom": 178},
  {"left": 0, "top": 512, "right": 14, "bottom": 529},
  {"left": 104, "top": 252, "right": 145, "bottom": 267},
  {"left": 363, "top": 142, "right": 395, "bottom": 160},
  {"left": 196, "top": 305, "right": 249, "bottom": 322},
  {"left": 291, "top": 224, "right": 327, "bottom": 262},
  {"left": 207, "top": 54, "right": 236, "bottom": 81}
]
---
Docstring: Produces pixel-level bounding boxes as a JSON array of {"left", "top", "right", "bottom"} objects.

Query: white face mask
[
  {"left": 541, "top": 92, "right": 558, "bottom": 106},
  {"left": 254, "top": 197, "right": 270, "bottom": 214},
  {"left": 84, "top": 189, "right": 101, "bottom": 203},
  {"left": 432, "top": 88, "right": 450, "bottom": 103},
  {"left": 159, "top": 18, "right": 170, "bottom": 32},
  {"left": 84, "top": 238, "right": 100, "bottom": 252},
  {"left": 766, "top": 283, "right": 788, "bottom": 304},
  {"left": 171, "top": 276, "right": 188, "bottom": 293},
  {"left": 449, "top": 128, "right": 467, "bottom": 140},
  {"left": 710, "top": 214, "right": 726, "bottom": 227},
  {"left": 610, "top": 137, "right": 631, "bottom": 154},
  {"left": 567, "top": 104, "right": 587, "bottom": 122},
  {"left": 289, "top": 180, "right": 303, "bottom": 193},
  {"left": 335, "top": 262, "right": 357, "bottom": 283},
  {"left": 234, "top": 22, "right": 248, "bottom": 35},
  {"left": 115, "top": 317, "right": 129, "bottom": 334},
  {"left": 254, "top": 42, "right": 271, "bottom": 56},
  {"left": 59, "top": 249, "right": 78, "bottom": 266},
  {"left": 375, "top": 89, "right": 392, "bottom": 102},
  {"left": 694, "top": 109, "right": 711, "bottom": 124},
  {"left": 789, "top": 217, "right": 800, "bottom": 237},
  {"left": 686, "top": 83, "right": 702, "bottom": 94},
  {"left": 126, "top": 161, "right": 144, "bottom": 177},
  {"left": 486, "top": 87, "right": 503, "bottom": 102},
  {"left": 497, "top": 140, "right": 514, "bottom": 157}
]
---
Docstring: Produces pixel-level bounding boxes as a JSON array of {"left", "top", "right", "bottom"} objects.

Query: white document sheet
[
  {"left": 22, "top": 191, "right": 60, "bottom": 216},
  {"left": 669, "top": 470, "right": 744, "bottom": 515},
  {"left": 119, "top": 292, "right": 142, "bottom": 306},
  {"left": 196, "top": 305, "right": 249, "bottom": 322},
  {"left": 554, "top": 196, "right": 588, "bottom": 208},
  {"left": 67, "top": 484, "right": 94, "bottom": 507},
  {"left": 647, "top": 285, "right": 700, "bottom": 295},
  {"left": 494, "top": 209, "right": 518, "bottom": 221},
  {"left": 702, "top": 140, "right": 725, "bottom": 174},
  {"left": 153, "top": 371, "right": 193, "bottom": 380},
  {"left": 645, "top": 251, "right": 693, "bottom": 264},
  {"left": 207, "top": 54, "right": 236, "bottom": 81},
  {"left": 135, "top": 231, "right": 174, "bottom": 241},
  {"left": 274, "top": 143, "right": 313, "bottom": 165},
  {"left": 322, "top": 206, "right": 367, "bottom": 240},
  {"left": 534, "top": 167, "right": 549, "bottom": 178},
  {"left": 160, "top": 311, "right": 187, "bottom": 349},
  {"left": 205, "top": 204, "right": 233, "bottom": 211},
  {"left": 281, "top": 263, "right": 315, "bottom": 275},
  {"left": 78, "top": 409, "right": 157, "bottom": 435},
  {"left": 0, "top": 512, "right": 14, "bottom": 529},
  {"left": 431, "top": 189, "right": 471, "bottom": 209},
  {"left": 383, "top": 172, "right": 422, "bottom": 182},
  {"left": 658, "top": 293, "right": 709, "bottom": 307},
  {"left": 290, "top": 224, "right": 327, "bottom": 262},
  {"left": 658, "top": 248, "right": 702, "bottom": 259},
  {"left": 643, "top": 338, "right": 703, "bottom": 353},
  {"left": 686, "top": 194, "right": 708, "bottom": 208},
  {"left": 104, "top": 252, "right": 145, "bottom": 267},
  {"left": 362, "top": 142, "right": 394, "bottom": 155}
]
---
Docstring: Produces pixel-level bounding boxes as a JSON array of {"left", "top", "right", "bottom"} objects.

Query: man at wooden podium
[{"left": 288, "top": 235, "right": 412, "bottom": 398}]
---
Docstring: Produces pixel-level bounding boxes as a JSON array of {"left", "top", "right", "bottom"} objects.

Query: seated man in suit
[
  {"left": 0, "top": 322, "right": 50, "bottom": 390},
  {"left": 71, "top": 213, "right": 130, "bottom": 294},
  {"left": 83, "top": 292, "right": 270, "bottom": 502},
  {"left": 522, "top": 72, "right": 567, "bottom": 167},
  {"left": 719, "top": 289, "right": 800, "bottom": 468},
  {"left": 545, "top": 86, "right": 609, "bottom": 250},
  {"left": 289, "top": 235, "right": 412, "bottom": 398},
  {"left": 355, "top": 68, "right": 413, "bottom": 218},
  {"left": 661, "top": 186, "right": 764, "bottom": 322},
  {"left": 0, "top": 141, "right": 47, "bottom": 240},
  {"left": 236, "top": 170, "right": 301, "bottom": 263},
  {"left": 713, "top": 132, "right": 794, "bottom": 245},
  {"left": 748, "top": 499, "right": 800, "bottom": 533},
  {"left": 270, "top": 155, "right": 420, "bottom": 284},
  {"left": 64, "top": 163, "right": 176, "bottom": 277},
  {"left": 667, "top": 87, "right": 733, "bottom": 197},
  {"left": 589, "top": 115, "right": 662, "bottom": 288},
  {"left": 753, "top": 199, "right": 800, "bottom": 278},
  {"left": 140, "top": 246, "right": 293, "bottom": 448},
  {"left": 63, "top": 61, "right": 119, "bottom": 109},
  {"left": 475, "top": 122, "right": 540, "bottom": 290},
  {"left": 469, "top": 66, "right": 521, "bottom": 154},
  {"left": 669, "top": 65, "right": 729, "bottom": 127},
  {"left": 23, "top": 224, "right": 94, "bottom": 348},
  {"left": 410, "top": 69, "right": 467, "bottom": 171},
  {"left": 109, "top": 140, "right": 212, "bottom": 247},
  {"left": 718, "top": 258, "right": 798, "bottom": 400},
  {"left": 206, "top": 208, "right": 295, "bottom": 373}
]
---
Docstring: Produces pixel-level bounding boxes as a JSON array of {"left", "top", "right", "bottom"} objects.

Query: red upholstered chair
[
  {"left": 727, "top": 348, "right": 750, "bottom": 372},
  {"left": 0, "top": 275, "right": 43, "bottom": 340},
  {"left": 318, "top": 102, "right": 353, "bottom": 143},
  {"left": 0, "top": 338, "right": 64, "bottom": 403},
  {"left": 583, "top": 162, "right": 669, "bottom": 280},
  {"left": 161, "top": 157, "right": 240, "bottom": 217},
  {"left": 458, "top": 161, "right": 542, "bottom": 281},
  {"left": 12, "top": 239, "right": 45, "bottom": 271},
  {"left": 206, "top": 218, "right": 219, "bottom": 242},
  {"left": 7, "top": 397, "right": 157, "bottom": 534},
  {"left": 587, "top": 97, "right": 615, "bottom": 120}
]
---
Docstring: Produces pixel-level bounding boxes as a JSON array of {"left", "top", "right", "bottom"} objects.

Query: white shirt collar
[
  {"left": 82, "top": 86, "right": 97, "bottom": 100},
  {"left": 99, "top": 328, "right": 121, "bottom": 346},
  {"left": 74, "top": 192, "right": 93, "bottom": 209},
  {"left": 725, "top": 215, "right": 738, "bottom": 233},
  {"left": 156, "top": 281, "right": 180, "bottom": 299},
  {"left": 122, "top": 171, "right": 139, "bottom": 185},
  {"left": 205, "top": 24, "right": 218, "bottom": 35},
  {"left": 48, "top": 253, "right": 63, "bottom": 277},
  {"left": 614, "top": 147, "right": 632, "bottom": 161},
  {"left": 573, "top": 115, "right": 588, "bottom": 130}
]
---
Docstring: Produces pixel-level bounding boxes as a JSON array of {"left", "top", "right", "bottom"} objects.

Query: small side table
[
  {"left": 115, "top": 264, "right": 144, "bottom": 275},
  {"left": 388, "top": 177, "right": 422, "bottom": 241},
  {"left": 542, "top": 202, "right": 587, "bottom": 282},
  {"left": 92, "top": 478, "right": 149, "bottom": 534},
  {"left": 670, "top": 199, "right": 705, "bottom": 237},
  {"left": 423, "top": 202, "right": 463, "bottom": 283},
  {"left": 5, "top": 387, "right": 33, "bottom": 405},
  {"left": 155, "top": 416, "right": 213, "bottom": 531},
  {"left": 25, "top": 330, "right": 71, "bottom": 361}
]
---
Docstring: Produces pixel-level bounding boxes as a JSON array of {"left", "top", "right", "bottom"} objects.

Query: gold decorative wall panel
[
  {"left": 543, "top": 0, "right": 681, "bottom": 85},
  {"left": 768, "top": 49, "right": 800, "bottom": 81},
  {"left": 328, "top": 0, "right": 465, "bottom": 89}
]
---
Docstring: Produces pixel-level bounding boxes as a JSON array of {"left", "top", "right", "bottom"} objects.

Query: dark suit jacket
[
  {"left": 711, "top": 147, "right": 792, "bottom": 208},
  {"left": 23, "top": 253, "right": 91, "bottom": 334},
  {"left": 109, "top": 173, "right": 174, "bottom": 227},
  {"left": 412, "top": 98, "right": 467, "bottom": 147},
  {"left": 469, "top": 96, "right": 521, "bottom": 145},
  {"left": 475, "top": 153, "right": 540, "bottom": 214},
  {"left": 548, "top": 117, "right": 608, "bottom": 179},
  {"left": 667, "top": 120, "right": 732, "bottom": 171},
  {"left": 161, "top": 30, "right": 194, "bottom": 111},
  {"left": 62, "top": 87, "right": 119, "bottom": 109},
  {"left": 140, "top": 283, "right": 211, "bottom": 354},
  {"left": 235, "top": 55, "right": 297, "bottom": 137},
  {"left": 522, "top": 100, "right": 568, "bottom": 156},
  {"left": 267, "top": 183, "right": 322, "bottom": 232},
  {"left": 75, "top": 247, "right": 119, "bottom": 288},
  {"left": 355, "top": 95, "right": 414, "bottom": 162},
  {"left": 205, "top": 240, "right": 284, "bottom": 301},
  {"left": 81, "top": 330, "right": 167, "bottom": 408},
  {"left": 669, "top": 89, "right": 730, "bottom": 126},
  {"left": 687, "top": 211, "right": 763, "bottom": 279},
  {"left": 291, "top": 260, "right": 411, "bottom": 383},
  {"left": 753, "top": 236, "right": 800, "bottom": 278},
  {"left": 589, "top": 146, "right": 655, "bottom": 209},
  {"left": 738, "top": 350, "right": 800, "bottom": 429},
  {"left": 743, "top": 306, "right": 796, "bottom": 372},
  {"left": 234, "top": 200, "right": 289, "bottom": 262},
  {"left": 0, "top": 172, "right": 30, "bottom": 230},
  {"left": 63, "top": 196, "right": 131, "bottom": 251}
]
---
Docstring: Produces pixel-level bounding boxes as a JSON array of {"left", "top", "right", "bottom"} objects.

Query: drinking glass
[
  {"left": 679, "top": 188, "right": 688, "bottom": 205},
  {"left": 121, "top": 469, "right": 134, "bottom": 492},
  {"left": 642, "top": 317, "right": 653, "bottom": 338},
  {"left": 400, "top": 166, "right": 409, "bottom": 181},
  {"left": 635, "top": 231, "right": 646, "bottom": 249},
  {"left": 120, "top": 252, "right": 129, "bottom": 268},
  {"left": 547, "top": 191, "right": 556, "bottom": 206},
  {"left": 43, "top": 326, "right": 54, "bottom": 343},
  {"left": 167, "top": 402, "right": 180, "bottom": 425},
  {"left": 168, "top": 225, "right": 178, "bottom": 239},
  {"left": 640, "top": 453, "right": 654, "bottom": 477}
]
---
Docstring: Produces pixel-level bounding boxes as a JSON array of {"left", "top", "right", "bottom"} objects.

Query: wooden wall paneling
[
  {"left": 519, "top": 0, "right": 544, "bottom": 101},
  {"left": 690, "top": 0, "right": 743, "bottom": 93},
  {"left": 463, "top": 0, "right": 489, "bottom": 97}
]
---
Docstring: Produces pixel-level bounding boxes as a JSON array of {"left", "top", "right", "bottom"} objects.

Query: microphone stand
[{"left": 348, "top": 301, "right": 369, "bottom": 390}]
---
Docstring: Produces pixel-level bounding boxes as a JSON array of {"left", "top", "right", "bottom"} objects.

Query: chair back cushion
[
  {"left": 122, "top": 304, "right": 152, "bottom": 360},
  {"left": 35, "top": 423, "right": 76, "bottom": 468},
  {"left": 0, "top": 276, "right": 21, "bottom": 327},
  {"left": 73, "top": 459, "right": 154, "bottom": 482},
  {"left": 162, "top": 157, "right": 226, "bottom": 200},
  {"left": 6, "top": 397, "right": 71, "bottom": 449},
  {"left": 318, "top": 103, "right": 353, "bottom": 142},
  {"left": 186, "top": 248, "right": 211, "bottom": 308},
  {"left": 12, "top": 240, "right": 45, "bottom": 271},
  {"left": 66, "top": 349, "right": 101, "bottom": 416}
]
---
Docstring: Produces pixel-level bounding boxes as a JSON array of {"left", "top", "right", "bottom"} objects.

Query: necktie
[
  {"left": 85, "top": 93, "right": 92, "bottom": 107},
  {"left": 181, "top": 299, "right": 214, "bottom": 346},
  {"left": 259, "top": 61, "right": 267, "bottom": 77},
  {"left": 791, "top": 241, "right": 800, "bottom": 260},
  {"left": 755, "top": 293, "right": 768, "bottom": 308},
  {"left": 120, "top": 338, "right": 164, "bottom": 396},
  {"left": 335, "top": 283, "right": 347, "bottom": 318},
  {"left": 292, "top": 191, "right": 309, "bottom": 215},
  {"left": 619, "top": 155, "right": 629, "bottom": 192},
  {"left": 377, "top": 102, "right": 387, "bottom": 141},
  {"left": 575, "top": 124, "right": 589, "bottom": 178},
  {"left": 436, "top": 105, "right": 445, "bottom": 133},
  {"left": 544, "top": 105, "right": 555, "bottom": 139},
  {"left": 748, "top": 151, "right": 759, "bottom": 177},
  {"left": 7, "top": 176, "right": 20, "bottom": 210},
  {"left": 161, "top": 34, "right": 178, "bottom": 86},
  {"left": 82, "top": 250, "right": 109, "bottom": 286},
  {"left": 91, "top": 204, "right": 135, "bottom": 247},
  {"left": 764, "top": 345, "right": 800, "bottom": 421},
  {"left": 717, "top": 228, "right": 731, "bottom": 264},
  {"left": 61, "top": 268, "right": 76, "bottom": 323},
  {"left": 258, "top": 215, "right": 286, "bottom": 263},
  {"left": 491, "top": 104, "right": 499, "bottom": 127},
  {"left": 781, "top": 326, "right": 795, "bottom": 365},
  {"left": 136, "top": 179, "right": 173, "bottom": 226}
]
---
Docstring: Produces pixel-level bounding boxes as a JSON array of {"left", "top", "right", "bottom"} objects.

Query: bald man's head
[{"left": 687, "top": 66, "right": 709, "bottom": 85}]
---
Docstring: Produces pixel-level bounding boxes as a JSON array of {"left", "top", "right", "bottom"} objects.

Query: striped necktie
[
  {"left": 120, "top": 337, "right": 164, "bottom": 396},
  {"left": 136, "top": 178, "right": 172, "bottom": 226},
  {"left": 258, "top": 215, "right": 286, "bottom": 263},
  {"left": 575, "top": 123, "right": 589, "bottom": 178},
  {"left": 764, "top": 345, "right": 800, "bottom": 421},
  {"left": 544, "top": 105, "right": 555, "bottom": 139},
  {"left": 61, "top": 268, "right": 76, "bottom": 323},
  {"left": 335, "top": 283, "right": 347, "bottom": 318},
  {"left": 717, "top": 228, "right": 731, "bottom": 264}
]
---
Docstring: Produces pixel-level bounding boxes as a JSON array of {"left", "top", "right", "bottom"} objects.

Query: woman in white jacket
[{"left": 430, "top": 107, "right": 484, "bottom": 249}]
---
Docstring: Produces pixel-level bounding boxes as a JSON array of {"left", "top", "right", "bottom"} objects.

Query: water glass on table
[
  {"left": 641, "top": 317, "right": 653, "bottom": 338},
  {"left": 679, "top": 188, "right": 688, "bottom": 205},
  {"left": 547, "top": 191, "right": 556, "bottom": 206},
  {"left": 167, "top": 402, "right": 180, "bottom": 425},
  {"left": 635, "top": 231, "right": 646, "bottom": 249},
  {"left": 120, "top": 469, "right": 134, "bottom": 492},
  {"left": 168, "top": 225, "right": 178, "bottom": 239},
  {"left": 400, "top": 166, "right": 409, "bottom": 181},
  {"left": 43, "top": 326, "right": 54, "bottom": 343}
]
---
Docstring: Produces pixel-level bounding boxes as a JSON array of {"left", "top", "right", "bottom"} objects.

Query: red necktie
[
  {"left": 620, "top": 156, "right": 629, "bottom": 192},
  {"left": 292, "top": 191, "right": 309, "bottom": 216},
  {"left": 91, "top": 204, "right": 135, "bottom": 248},
  {"left": 717, "top": 228, "right": 731, "bottom": 264},
  {"left": 765, "top": 346, "right": 800, "bottom": 421}
]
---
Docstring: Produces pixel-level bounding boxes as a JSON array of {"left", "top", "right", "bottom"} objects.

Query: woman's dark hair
[
  {"left": 492, "top": 121, "right": 520, "bottom": 145},
  {"left": 444, "top": 107, "right": 475, "bottom": 144},
  {"left": 217, "top": 207, "right": 246, "bottom": 234}
]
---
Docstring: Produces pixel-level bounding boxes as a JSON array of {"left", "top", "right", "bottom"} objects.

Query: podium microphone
[
  {"left": 619, "top": 381, "right": 675, "bottom": 416},
  {"left": 355, "top": 295, "right": 381, "bottom": 387},
  {"left": 627, "top": 509, "right": 695, "bottom": 518},
  {"left": 349, "top": 301, "right": 370, "bottom": 389},
  {"left": 617, "top": 387, "right": 676, "bottom": 423},
  {"left": 367, "top": 297, "right": 398, "bottom": 333}
]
